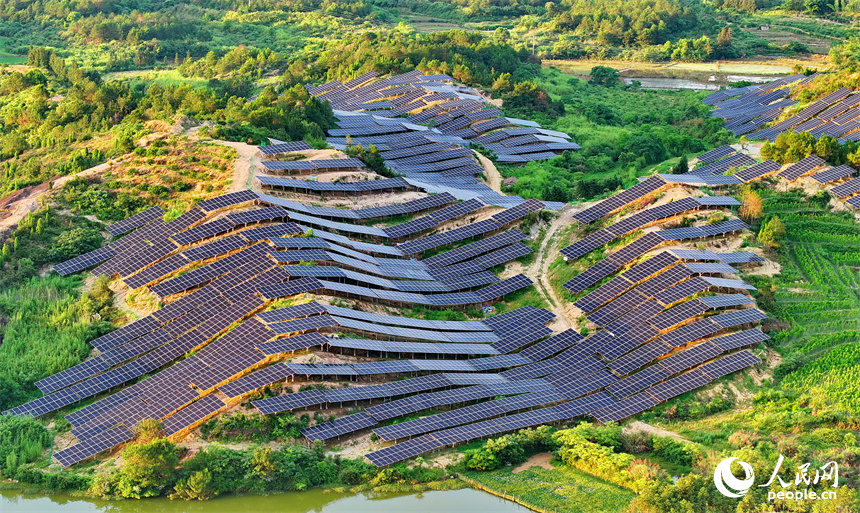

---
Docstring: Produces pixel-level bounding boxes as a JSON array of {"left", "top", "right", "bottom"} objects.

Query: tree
[
  {"left": 758, "top": 216, "right": 786, "bottom": 249},
  {"left": 492, "top": 72, "right": 513, "bottom": 92},
  {"left": 815, "top": 135, "right": 842, "bottom": 164},
  {"left": 494, "top": 27, "right": 510, "bottom": 43},
  {"left": 717, "top": 27, "right": 733, "bottom": 48},
  {"left": 589, "top": 66, "right": 621, "bottom": 87},
  {"left": 624, "top": 133, "right": 667, "bottom": 165},
  {"left": 739, "top": 186, "right": 763, "bottom": 221},
  {"left": 805, "top": 0, "right": 832, "bottom": 14},
  {"left": 136, "top": 419, "right": 165, "bottom": 443},
  {"left": 117, "top": 438, "right": 180, "bottom": 498},
  {"left": 672, "top": 156, "right": 689, "bottom": 174},
  {"left": 170, "top": 469, "right": 215, "bottom": 501}
]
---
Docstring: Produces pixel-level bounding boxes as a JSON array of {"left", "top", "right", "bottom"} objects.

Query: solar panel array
[
  {"left": 810, "top": 164, "right": 856, "bottom": 184},
  {"left": 572, "top": 176, "right": 668, "bottom": 224},
  {"left": 18, "top": 75, "right": 779, "bottom": 468},
  {"left": 258, "top": 141, "right": 314, "bottom": 155},
  {"left": 705, "top": 75, "right": 860, "bottom": 143}
]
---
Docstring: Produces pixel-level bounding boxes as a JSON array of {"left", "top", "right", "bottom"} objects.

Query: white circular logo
[{"left": 714, "top": 457, "right": 755, "bottom": 498}]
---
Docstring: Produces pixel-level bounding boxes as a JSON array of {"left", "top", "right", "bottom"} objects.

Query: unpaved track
[
  {"left": 215, "top": 140, "right": 258, "bottom": 192},
  {"left": 0, "top": 161, "right": 113, "bottom": 241},
  {"left": 525, "top": 205, "right": 575, "bottom": 330},
  {"left": 474, "top": 150, "right": 502, "bottom": 193}
]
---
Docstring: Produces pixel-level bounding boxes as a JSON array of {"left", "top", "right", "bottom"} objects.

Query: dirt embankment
[{"left": 0, "top": 160, "right": 117, "bottom": 242}]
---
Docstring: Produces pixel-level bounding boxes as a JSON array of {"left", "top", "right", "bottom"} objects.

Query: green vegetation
[
  {"left": 752, "top": 187, "right": 860, "bottom": 413},
  {"left": 87, "top": 421, "right": 454, "bottom": 500},
  {"left": 464, "top": 466, "right": 636, "bottom": 513},
  {"left": 499, "top": 66, "right": 732, "bottom": 202}
]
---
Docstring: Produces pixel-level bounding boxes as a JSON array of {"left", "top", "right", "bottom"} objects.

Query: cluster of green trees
[
  {"left": 761, "top": 132, "right": 860, "bottom": 166},
  {"left": 463, "top": 426, "right": 557, "bottom": 470},
  {"left": 83, "top": 420, "right": 448, "bottom": 500},
  {"left": 0, "top": 416, "right": 51, "bottom": 475},
  {"left": 2, "top": 46, "right": 335, "bottom": 195},
  {"left": 499, "top": 66, "right": 732, "bottom": 202}
]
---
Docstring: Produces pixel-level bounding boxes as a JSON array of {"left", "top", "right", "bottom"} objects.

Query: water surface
[{"left": 1, "top": 487, "right": 530, "bottom": 513}]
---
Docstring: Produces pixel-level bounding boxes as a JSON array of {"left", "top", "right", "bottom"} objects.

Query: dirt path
[
  {"left": 525, "top": 204, "right": 576, "bottom": 330},
  {"left": 474, "top": 150, "right": 502, "bottom": 194},
  {"left": 0, "top": 161, "right": 115, "bottom": 240},
  {"left": 512, "top": 452, "right": 554, "bottom": 474},
  {"left": 214, "top": 140, "right": 258, "bottom": 193}
]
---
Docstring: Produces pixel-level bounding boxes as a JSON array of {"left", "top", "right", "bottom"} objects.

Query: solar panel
[
  {"left": 590, "top": 392, "right": 658, "bottom": 423},
  {"left": 647, "top": 298, "right": 706, "bottom": 331},
  {"left": 652, "top": 276, "right": 710, "bottom": 306},
  {"left": 698, "top": 350, "right": 761, "bottom": 380},
  {"left": 573, "top": 176, "right": 667, "bottom": 224},
  {"left": 552, "top": 369, "right": 618, "bottom": 400},
  {"left": 778, "top": 155, "right": 826, "bottom": 181},
  {"left": 265, "top": 313, "right": 337, "bottom": 334},
  {"left": 562, "top": 260, "right": 621, "bottom": 294},
  {"left": 830, "top": 177, "right": 860, "bottom": 198},
  {"left": 55, "top": 246, "right": 116, "bottom": 276},
  {"left": 696, "top": 145, "right": 735, "bottom": 164},
  {"left": 645, "top": 369, "right": 712, "bottom": 402},
  {"left": 171, "top": 218, "right": 237, "bottom": 246},
  {"left": 258, "top": 141, "right": 314, "bottom": 154},
  {"left": 587, "top": 289, "right": 649, "bottom": 327},
  {"left": 810, "top": 164, "right": 855, "bottom": 184},
  {"left": 660, "top": 318, "right": 721, "bottom": 347},
  {"left": 256, "top": 332, "right": 327, "bottom": 355},
  {"left": 684, "top": 262, "right": 739, "bottom": 274},
  {"left": 735, "top": 160, "right": 782, "bottom": 182},
  {"left": 520, "top": 329, "right": 584, "bottom": 361},
  {"left": 107, "top": 206, "right": 164, "bottom": 236},
  {"left": 709, "top": 308, "right": 767, "bottom": 328},
  {"left": 716, "top": 253, "right": 765, "bottom": 265},
  {"left": 257, "top": 302, "right": 328, "bottom": 323},
  {"left": 89, "top": 314, "right": 162, "bottom": 352},
  {"left": 608, "top": 339, "right": 673, "bottom": 375},
  {"left": 257, "top": 278, "right": 324, "bottom": 300},
  {"left": 475, "top": 273, "right": 533, "bottom": 302},
  {"left": 253, "top": 389, "right": 327, "bottom": 414},
  {"left": 217, "top": 363, "right": 294, "bottom": 398},
  {"left": 365, "top": 434, "right": 444, "bottom": 466},
  {"left": 398, "top": 219, "right": 501, "bottom": 255},
  {"left": 698, "top": 294, "right": 754, "bottom": 309},
  {"left": 162, "top": 395, "right": 227, "bottom": 436},
  {"left": 605, "top": 365, "right": 670, "bottom": 399},
  {"left": 301, "top": 412, "right": 378, "bottom": 441},
  {"left": 226, "top": 206, "right": 288, "bottom": 225},
  {"left": 196, "top": 190, "right": 259, "bottom": 213},
  {"left": 710, "top": 329, "right": 769, "bottom": 351}
]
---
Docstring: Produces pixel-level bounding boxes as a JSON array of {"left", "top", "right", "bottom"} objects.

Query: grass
[
  {"left": 463, "top": 466, "right": 635, "bottom": 513},
  {"left": 0, "top": 37, "right": 27, "bottom": 64},
  {"left": 493, "top": 284, "right": 549, "bottom": 313},
  {"left": 101, "top": 69, "right": 210, "bottom": 88}
]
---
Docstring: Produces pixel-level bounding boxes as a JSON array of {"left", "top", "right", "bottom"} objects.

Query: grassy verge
[{"left": 462, "top": 466, "right": 635, "bottom": 513}]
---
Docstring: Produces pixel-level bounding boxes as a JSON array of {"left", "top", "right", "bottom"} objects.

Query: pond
[
  {"left": 1, "top": 487, "right": 532, "bottom": 513},
  {"left": 621, "top": 75, "right": 777, "bottom": 91}
]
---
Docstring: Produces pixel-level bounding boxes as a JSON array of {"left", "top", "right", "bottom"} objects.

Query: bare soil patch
[{"left": 513, "top": 452, "right": 555, "bottom": 474}]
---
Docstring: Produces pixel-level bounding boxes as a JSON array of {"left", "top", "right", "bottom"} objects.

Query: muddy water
[{"left": 0, "top": 487, "right": 532, "bottom": 513}]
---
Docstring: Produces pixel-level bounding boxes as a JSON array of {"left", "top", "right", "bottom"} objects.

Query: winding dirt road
[
  {"left": 474, "top": 150, "right": 502, "bottom": 193},
  {"left": 526, "top": 205, "right": 575, "bottom": 330}
]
